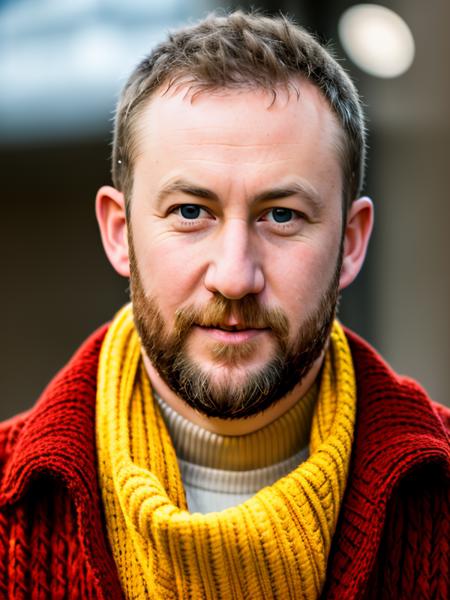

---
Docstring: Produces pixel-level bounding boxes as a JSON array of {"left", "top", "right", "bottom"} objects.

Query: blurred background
[{"left": 1, "top": 0, "right": 449, "bottom": 419}]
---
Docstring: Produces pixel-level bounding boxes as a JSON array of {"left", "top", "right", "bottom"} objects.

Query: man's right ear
[{"left": 95, "top": 185, "right": 130, "bottom": 277}]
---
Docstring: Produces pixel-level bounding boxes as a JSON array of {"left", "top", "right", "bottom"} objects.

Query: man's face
[{"left": 128, "top": 81, "right": 345, "bottom": 418}]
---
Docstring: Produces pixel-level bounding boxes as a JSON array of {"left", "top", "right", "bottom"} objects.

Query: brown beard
[{"left": 129, "top": 237, "right": 342, "bottom": 420}]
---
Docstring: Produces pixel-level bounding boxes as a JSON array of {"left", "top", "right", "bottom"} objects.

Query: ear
[
  {"left": 95, "top": 185, "right": 130, "bottom": 277},
  {"left": 339, "top": 197, "right": 374, "bottom": 290}
]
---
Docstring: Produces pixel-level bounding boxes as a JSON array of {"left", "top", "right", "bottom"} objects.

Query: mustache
[{"left": 173, "top": 294, "right": 289, "bottom": 340}]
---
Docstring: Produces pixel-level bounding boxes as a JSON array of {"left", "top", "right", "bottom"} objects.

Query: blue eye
[
  {"left": 180, "top": 205, "right": 202, "bottom": 219},
  {"left": 270, "top": 208, "right": 294, "bottom": 223}
]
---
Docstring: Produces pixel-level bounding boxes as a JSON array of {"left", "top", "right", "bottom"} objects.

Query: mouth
[
  {"left": 195, "top": 323, "right": 269, "bottom": 344},
  {"left": 202, "top": 323, "right": 259, "bottom": 332}
]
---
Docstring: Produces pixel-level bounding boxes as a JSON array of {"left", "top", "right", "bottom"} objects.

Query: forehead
[{"left": 130, "top": 79, "right": 344, "bottom": 198}]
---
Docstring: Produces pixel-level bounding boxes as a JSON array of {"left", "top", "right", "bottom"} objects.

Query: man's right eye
[{"left": 178, "top": 204, "right": 204, "bottom": 219}]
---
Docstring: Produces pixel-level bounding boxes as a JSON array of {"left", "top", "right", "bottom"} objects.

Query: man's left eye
[{"left": 267, "top": 208, "right": 295, "bottom": 223}]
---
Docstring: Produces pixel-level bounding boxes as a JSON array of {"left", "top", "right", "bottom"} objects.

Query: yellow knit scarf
[{"left": 96, "top": 304, "right": 357, "bottom": 600}]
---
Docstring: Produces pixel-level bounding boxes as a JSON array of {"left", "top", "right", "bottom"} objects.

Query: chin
[
  {"left": 193, "top": 348, "right": 274, "bottom": 376},
  {"left": 190, "top": 336, "right": 275, "bottom": 368},
  {"left": 207, "top": 363, "right": 260, "bottom": 385}
]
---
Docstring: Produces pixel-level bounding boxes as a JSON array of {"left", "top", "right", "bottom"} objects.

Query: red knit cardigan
[{"left": 0, "top": 327, "right": 448, "bottom": 599}]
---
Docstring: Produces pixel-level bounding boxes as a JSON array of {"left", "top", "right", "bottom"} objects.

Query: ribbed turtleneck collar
[{"left": 154, "top": 384, "right": 318, "bottom": 471}]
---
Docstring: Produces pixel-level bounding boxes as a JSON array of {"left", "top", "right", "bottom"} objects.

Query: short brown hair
[{"left": 112, "top": 11, "right": 366, "bottom": 212}]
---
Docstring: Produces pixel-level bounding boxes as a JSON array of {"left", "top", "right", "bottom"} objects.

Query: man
[{"left": 0, "top": 11, "right": 448, "bottom": 600}]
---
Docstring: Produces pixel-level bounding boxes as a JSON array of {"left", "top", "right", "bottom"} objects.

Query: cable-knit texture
[
  {"left": 0, "top": 326, "right": 123, "bottom": 599},
  {"left": 361, "top": 465, "right": 449, "bottom": 599},
  {"left": 0, "top": 322, "right": 447, "bottom": 598},
  {"left": 96, "top": 304, "right": 357, "bottom": 600},
  {"left": 323, "top": 333, "right": 450, "bottom": 599},
  {"left": 0, "top": 479, "right": 99, "bottom": 599}
]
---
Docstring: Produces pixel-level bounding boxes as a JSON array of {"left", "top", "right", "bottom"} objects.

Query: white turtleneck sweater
[{"left": 155, "top": 385, "right": 317, "bottom": 513}]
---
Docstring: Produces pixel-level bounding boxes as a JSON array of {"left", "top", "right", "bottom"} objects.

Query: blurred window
[{"left": 0, "top": 0, "right": 211, "bottom": 142}]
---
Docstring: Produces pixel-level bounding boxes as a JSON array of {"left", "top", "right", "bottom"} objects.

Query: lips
[
  {"left": 198, "top": 323, "right": 267, "bottom": 333},
  {"left": 194, "top": 323, "right": 268, "bottom": 344},
  {"left": 201, "top": 324, "right": 257, "bottom": 332}
]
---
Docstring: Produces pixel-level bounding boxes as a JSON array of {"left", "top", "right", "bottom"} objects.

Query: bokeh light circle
[{"left": 338, "top": 4, "right": 415, "bottom": 78}]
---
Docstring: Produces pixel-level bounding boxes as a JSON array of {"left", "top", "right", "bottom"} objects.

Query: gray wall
[{"left": 366, "top": 0, "right": 450, "bottom": 404}]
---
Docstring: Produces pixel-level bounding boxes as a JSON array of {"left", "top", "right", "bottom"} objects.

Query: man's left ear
[{"left": 339, "top": 197, "right": 374, "bottom": 290}]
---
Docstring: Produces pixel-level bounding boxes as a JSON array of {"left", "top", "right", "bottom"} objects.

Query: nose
[{"left": 204, "top": 219, "right": 265, "bottom": 299}]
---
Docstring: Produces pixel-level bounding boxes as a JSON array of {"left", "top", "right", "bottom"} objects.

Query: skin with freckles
[{"left": 96, "top": 78, "right": 373, "bottom": 434}]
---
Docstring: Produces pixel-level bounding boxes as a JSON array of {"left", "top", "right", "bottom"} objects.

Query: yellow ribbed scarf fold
[{"left": 96, "top": 304, "right": 357, "bottom": 600}]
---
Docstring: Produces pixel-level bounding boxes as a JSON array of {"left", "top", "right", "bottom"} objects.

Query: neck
[{"left": 142, "top": 352, "right": 325, "bottom": 436}]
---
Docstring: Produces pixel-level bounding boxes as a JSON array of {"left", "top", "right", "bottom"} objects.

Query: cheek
[
  {"left": 135, "top": 236, "right": 207, "bottom": 315},
  {"left": 265, "top": 238, "right": 340, "bottom": 316}
]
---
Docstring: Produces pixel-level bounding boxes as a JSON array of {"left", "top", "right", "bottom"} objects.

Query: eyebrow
[
  {"left": 156, "top": 180, "right": 219, "bottom": 204},
  {"left": 156, "top": 178, "right": 323, "bottom": 214}
]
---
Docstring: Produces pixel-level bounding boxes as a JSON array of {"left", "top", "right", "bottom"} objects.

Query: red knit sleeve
[
  {"left": 364, "top": 464, "right": 449, "bottom": 600},
  {"left": 0, "top": 480, "right": 105, "bottom": 598}
]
